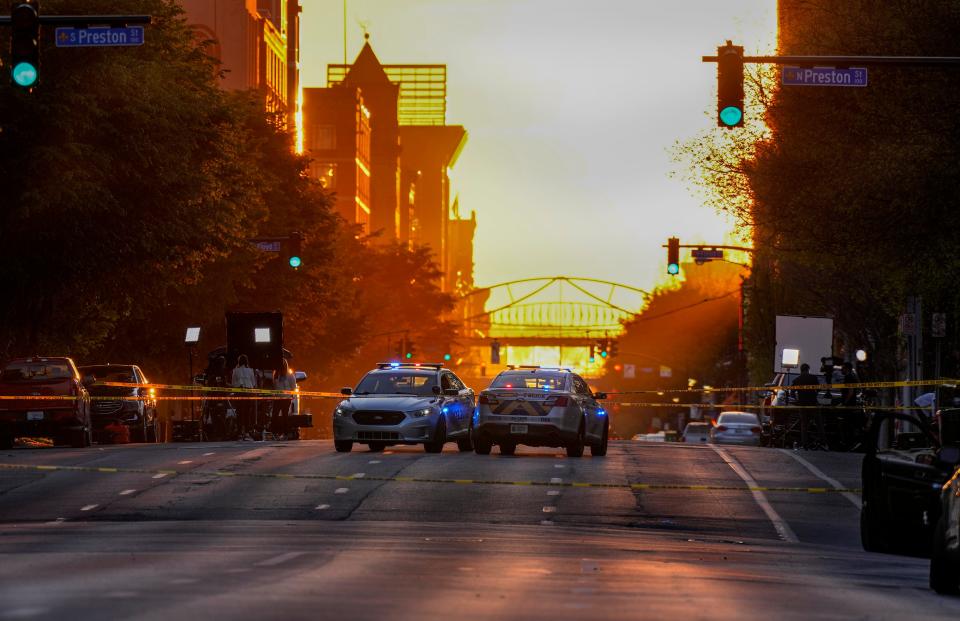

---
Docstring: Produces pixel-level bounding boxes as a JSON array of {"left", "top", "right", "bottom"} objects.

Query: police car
[
  {"left": 332, "top": 363, "right": 475, "bottom": 453},
  {"left": 473, "top": 366, "right": 608, "bottom": 457}
]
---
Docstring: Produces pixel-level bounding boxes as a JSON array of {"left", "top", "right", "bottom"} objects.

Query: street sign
[
  {"left": 255, "top": 241, "right": 282, "bottom": 253},
  {"left": 623, "top": 364, "right": 636, "bottom": 379},
  {"left": 782, "top": 66, "right": 867, "bottom": 87},
  {"left": 55, "top": 26, "right": 145, "bottom": 48},
  {"left": 659, "top": 366, "right": 672, "bottom": 378},
  {"left": 691, "top": 248, "right": 724, "bottom": 260}
]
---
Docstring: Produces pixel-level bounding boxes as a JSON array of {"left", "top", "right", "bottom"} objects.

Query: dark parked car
[
  {"left": 80, "top": 364, "right": 159, "bottom": 443},
  {"left": 0, "top": 357, "right": 92, "bottom": 448},
  {"left": 860, "top": 411, "right": 960, "bottom": 563}
]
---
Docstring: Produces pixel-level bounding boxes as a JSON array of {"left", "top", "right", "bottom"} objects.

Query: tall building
[
  {"left": 179, "top": 0, "right": 300, "bottom": 131},
  {"left": 302, "top": 87, "right": 372, "bottom": 233}
]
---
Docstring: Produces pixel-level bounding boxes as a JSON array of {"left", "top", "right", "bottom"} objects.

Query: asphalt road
[{"left": 1, "top": 440, "right": 959, "bottom": 620}]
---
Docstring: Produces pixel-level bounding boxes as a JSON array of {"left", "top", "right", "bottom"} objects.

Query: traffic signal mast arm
[
  {"left": 661, "top": 243, "right": 754, "bottom": 252},
  {"left": 0, "top": 15, "right": 151, "bottom": 26},
  {"left": 703, "top": 53, "right": 960, "bottom": 67}
]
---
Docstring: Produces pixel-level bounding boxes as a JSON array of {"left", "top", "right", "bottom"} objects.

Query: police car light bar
[{"left": 376, "top": 362, "right": 445, "bottom": 370}]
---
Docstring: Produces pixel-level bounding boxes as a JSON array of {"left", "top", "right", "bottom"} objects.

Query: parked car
[
  {"left": 474, "top": 366, "right": 607, "bottom": 457},
  {"left": 79, "top": 364, "right": 159, "bottom": 443},
  {"left": 931, "top": 452, "right": 960, "bottom": 594},
  {"left": 0, "top": 357, "right": 92, "bottom": 448},
  {"left": 861, "top": 411, "right": 960, "bottom": 561},
  {"left": 682, "top": 422, "right": 711, "bottom": 443},
  {"left": 333, "top": 363, "right": 474, "bottom": 453},
  {"left": 710, "top": 412, "right": 762, "bottom": 446}
]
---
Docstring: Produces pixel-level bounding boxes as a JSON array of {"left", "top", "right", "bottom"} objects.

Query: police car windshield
[
  {"left": 354, "top": 372, "right": 437, "bottom": 396},
  {"left": 489, "top": 373, "right": 567, "bottom": 391}
]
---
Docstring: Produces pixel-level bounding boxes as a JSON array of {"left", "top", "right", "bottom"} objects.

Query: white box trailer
[{"left": 774, "top": 315, "right": 833, "bottom": 375}]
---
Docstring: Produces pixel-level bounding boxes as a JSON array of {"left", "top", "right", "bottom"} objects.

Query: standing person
[
  {"left": 231, "top": 354, "right": 256, "bottom": 440},
  {"left": 792, "top": 363, "right": 820, "bottom": 447},
  {"left": 202, "top": 356, "right": 229, "bottom": 440},
  {"left": 272, "top": 360, "right": 297, "bottom": 439},
  {"left": 840, "top": 362, "right": 861, "bottom": 449}
]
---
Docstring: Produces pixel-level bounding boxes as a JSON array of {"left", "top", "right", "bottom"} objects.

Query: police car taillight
[
  {"left": 479, "top": 394, "right": 499, "bottom": 405},
  {"left": 543, "top": 396, "right": 568, "bottom": 408}
]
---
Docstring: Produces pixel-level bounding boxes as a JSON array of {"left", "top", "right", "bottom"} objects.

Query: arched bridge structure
[{"left": 459, "top": 277, "right": 651, "bottom": 347}]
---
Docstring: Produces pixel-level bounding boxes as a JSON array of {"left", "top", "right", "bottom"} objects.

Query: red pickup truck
[{"left": 0, "top": 357, "right": 93, "bottom": 449}]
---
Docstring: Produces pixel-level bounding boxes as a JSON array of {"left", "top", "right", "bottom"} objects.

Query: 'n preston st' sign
[{"left": 782, "top": 66, "right": 868, "bottom": 87}]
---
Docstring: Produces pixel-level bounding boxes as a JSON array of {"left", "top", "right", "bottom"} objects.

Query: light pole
[{"left": 185, "top": 327, "right": 201, "bottom": 440}]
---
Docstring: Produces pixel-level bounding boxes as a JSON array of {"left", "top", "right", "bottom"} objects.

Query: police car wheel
[
  {"left": 590, "top": 423, "right": 609, "bottom": 457},
  {"left": 930, "top": 516, "right": 960, "bottom": 594},
  {"left": 425, "top": 418, "right": 446, "bottom": 453},
  {"left": 499, "top": 442, "right": 516, "bottom": 456},
  {"left": 334, "top": 440, "right": 353, "bottom": 453},
  {"left": 474, "top": 434, "right": 492, "bottom": 455},
  {"left": 0, "top": 431, "right": 14, "bottom": 450},
  {"left": 566, "top": 422, "right": 585, "bottom": 458}
]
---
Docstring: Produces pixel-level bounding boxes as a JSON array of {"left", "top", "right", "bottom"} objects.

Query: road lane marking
[
  {"left": 540, "top": 520, "right": 554, "bottom": 525},
  {"left": 0, "top": 463, "right": 862, "bottom": 493},
  {"left": 550, "top": 477, "right": 563, "bottom": 484},
  {"left": 80, "top": 504, "right": 98, "bottom": 511},
  {"left": 203, "top": 452, "right": 215, "bottom": 456},
  {"left": 368, "top": 460, "right": 381, "bottom": 464},
  {"left": 169, "top": 578, "right": 198, "bottom": 585},
  {"left": 352, "top": 472, "right": 366, "bottom": 478},
  {"left": 119, "top": 489, "right": 137, "bottom": 496},
  {"left": 542, "top": 506, "right": 557, "bottom": 513},
  {"left": 256, "top": 552, "right": 306, "bottom": 567},
  {"left": 335, "top": 487, "right": 349, "bottom": 494},
  {"left": 315, "top": 504, "right": 330, "bottom": 510},
  {"left": 547, "top": 490, "right": 560, "bottom": 496},
  {"left": 554, "top": 464, "right": 565, "bottom": 469},
  {"left": 711, "top": 445, "right": 799, "bottom": 543},
  {"left": 177, "top": 460, "right": 193, "bottom": 465},
  {"left": 780, "top": 449, "right": 861, "bottom": 509}
]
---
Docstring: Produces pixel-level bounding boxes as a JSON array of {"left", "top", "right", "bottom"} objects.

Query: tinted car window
[
  {"left": 355, "top": 372, "right": 437, "bottom": 396},
  {"left": 717, "top": 413, "right": 759, "bottom": 425},
  {"left": 489, "top": 373, "right": 567, "bottom": 390},
  {"left": 571, "top": 376, "right": 591, "bottom": 395},
  {"left": 2, "top": 361, "right": 73, "bottom": 381},
  {"left": 79, "top": 365, "right": 137, "bottom": 383}
]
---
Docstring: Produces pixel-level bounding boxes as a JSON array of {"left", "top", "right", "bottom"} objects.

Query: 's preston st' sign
[
  {"left": 782, "top": 66, "right": 868, "bottom": 87},
  {"left": 55, "top": 26, "right": 145, "bottom": 48}
]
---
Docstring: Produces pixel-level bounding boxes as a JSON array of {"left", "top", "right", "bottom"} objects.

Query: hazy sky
[{"left": 300, "top": 0, "right": 776, "bottom": 292}]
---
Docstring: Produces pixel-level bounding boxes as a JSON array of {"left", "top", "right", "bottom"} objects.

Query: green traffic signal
[
  {"left": 405, "top": 352, "right": 413, "bottom": 359},
  {"left": 288, "top": 255, "right": 301, "bottom": 269},
  {"left": 667, "top": 262, "right": 680, "bottom": 275},
  {"left": 443, "top": 353, "right": 451, "bottom": 361},
  {"left": 719, "top": 106, "right": 743, "bottom": 127},
  {"left": 600, "top": 350, "right": 608, "bottom": 359},
  {"left": 12, "top": 62, "right": 38, "bottom": 87}
]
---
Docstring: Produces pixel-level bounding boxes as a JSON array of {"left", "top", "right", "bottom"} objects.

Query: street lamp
[
  {"left": 185, "top": 326, "right": 201, "bottom": 439},
  {"left": 856, "top": 349, "right": 868, "bottom": 362}
]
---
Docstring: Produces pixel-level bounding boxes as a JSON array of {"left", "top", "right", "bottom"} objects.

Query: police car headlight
[
  {"left": 334, "top": 407, "right": 350, "bottom": 417},
  {"left": 412, "top": 408, "right": 433, "bottom": 418}
]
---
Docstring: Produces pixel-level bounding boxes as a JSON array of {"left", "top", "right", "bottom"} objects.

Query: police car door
[{"left": 571, "top": 375, "right": 600, "bottom": 441}]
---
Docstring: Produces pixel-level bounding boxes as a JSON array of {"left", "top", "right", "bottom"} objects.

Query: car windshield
[
  {"left": 79, "top": 366, "right": 136, "bottom": 383},
  {"left": 718, "top": 413, "right": 759, "bottom": 425},
  {"left": 1, "top": 361, "right": 73, "bottom": 381},
  {"left": 354, "top": 372, "right": 437, "bottom": 396},
  {"left": 489, "top": 373, "right": 567, "bottom": 390}
]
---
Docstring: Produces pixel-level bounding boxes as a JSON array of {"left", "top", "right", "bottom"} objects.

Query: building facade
[{"left": 179, "top": 0, "right": 300, "bottom": 130}]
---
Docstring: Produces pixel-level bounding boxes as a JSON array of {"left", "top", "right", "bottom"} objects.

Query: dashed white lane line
[
  {"left": 550, "top": 477, "right": 563, "bottom": 484},
  {"left": 80, "top": 504, "right": 98, "bottom": 512},
  {"left": 780, "top": 449, "right": 861, "bottom": 509},
  {"left": 43, "top": 518, "right": 67, "bottom": 525},
  {"left": 546, "top": 490, "right": 560, "bottom": 496},
  {"left": 177, "top": 460, "right": 193, "bottom": 465},
  {"left": 711, "top": 445, "right": 799, "bottom": 543},
  {"left": 540, "top": 520, "right": 554, "bottom": 526},
  {"left": 169, "top": 578, "right": 198, "bottom": 585},
  {"left": 105, "top": 591, "right": 139, "bottom": 599},
  {"left": 315, "top": 504, "right": 331, "bottom": 510},
  {"left": 119, "top": 489, "right": 137, "bottom": 496},
  {"left": 335, "top": 488, "right": 349, "bottom": 494},
  {"left": 255, "top": 551, "right": 306, "bottom": 567},
  {"left": 383, "top": 451, "right": 394, "bottom": 455},
  {"left": 368, "top": 460, "right": 381, "bottom": 464},
  {"left": 203, "top": 452, "right": 216, "bottom": 456},
  {"left": 352, "top": 472, "right": 366, "bottom": 478},
  {"left": 1, "top": 607, "right": 49, "bottom": 618},
  {"left": 152, "top": 473, "right": 169, "bottom": 479},
  {"left": 554, "top": 464, "right": 565, "bottom": 469},
  {"left": 542, "top": 506, "right": 557, "bottom": 513}
]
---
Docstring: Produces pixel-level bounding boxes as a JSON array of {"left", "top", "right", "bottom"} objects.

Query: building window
[
  {"left": 316, "top": 163, "right": 337, "bottom": 189},
  {"left": 309, "top": 125, "right": 336, "bottom": 150}
]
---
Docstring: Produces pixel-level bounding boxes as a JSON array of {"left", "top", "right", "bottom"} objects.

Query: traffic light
[
  {"left": 405, "top": 339, "right": 415, "bottom": 360},
  {"left": 394, "top": 338, "right": 404, "bottom": 359},
  {"left": 596, "top": 339, "right": 608, "bottom": 359},
  {"left": 443, "top": 351, "right": 452, "bottom": 362},
  {"left": 609, "top": 341, "right": 619, "bottom": 357},
  {"left": 10, "top": 1, "right": 40, "bottom": 88},
  {"left": 490, "top": 340, "right": 501, "bottom": 364},
  {"left": 717, "top": 41, "right": 744, "bottom": 128},
  {"left": 589, "top": 344, "right": 596, "bottom": 363},
  {"left": 667, "top": 237, "right": 680, "bottom": 275},
  {"left": 286, "top": 231, "right": 302, "bottom": 269}
]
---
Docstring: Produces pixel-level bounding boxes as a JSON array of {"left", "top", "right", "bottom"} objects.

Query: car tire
[
  {"left": 457, "top": 426, "right": 474, "bottom": 452},
  {"left": 70, "top": 426, "right": 92, "bottom": 448},
  {"left": 334, "top": 440, "right": 353, "bottom": 453},
  {"left": 590, "top": 422, "right": 609, "bottom": 457},
  {"left": 425, "top": 418, "right": 446, "bottom": 453},
  {"left": 499, "top": 442, "right": 516, "bottom": 456},
  {"left": 146, "top": 417, "right": 160, "bottom": 443},
  {"left": 566, "top": 421, "right": 585, "bottom": 458},
  {"left": 474, "top": 433, "right": 492, "bottom": 455},
  {"left": 931, "top": 516, "right": 960, "bottom": 594},
  {"left": 0, "top": 431, "right": 13, "bottom": 450},
  {"left": 368, "top": 442, "right": 386, "bottom": 452}
]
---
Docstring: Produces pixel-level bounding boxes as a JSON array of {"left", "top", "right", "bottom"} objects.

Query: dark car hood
[{"left": 340, "top": 395, "right": 438, "bottom": 412}]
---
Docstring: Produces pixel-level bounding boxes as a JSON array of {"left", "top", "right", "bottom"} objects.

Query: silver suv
[
  {"left": 332, "top": 363, "right": 474, "bottom": 453},
  {"left": 474, "top": 367, "right": 608, "bottom": 457}
]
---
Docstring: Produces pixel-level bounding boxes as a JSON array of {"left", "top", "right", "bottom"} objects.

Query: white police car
[
  {"left": 473, "top": 366, "right": 608, "bottom": 457},
  {"left": 332, "top": 363, "right": 475, "bottom": 453}
]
